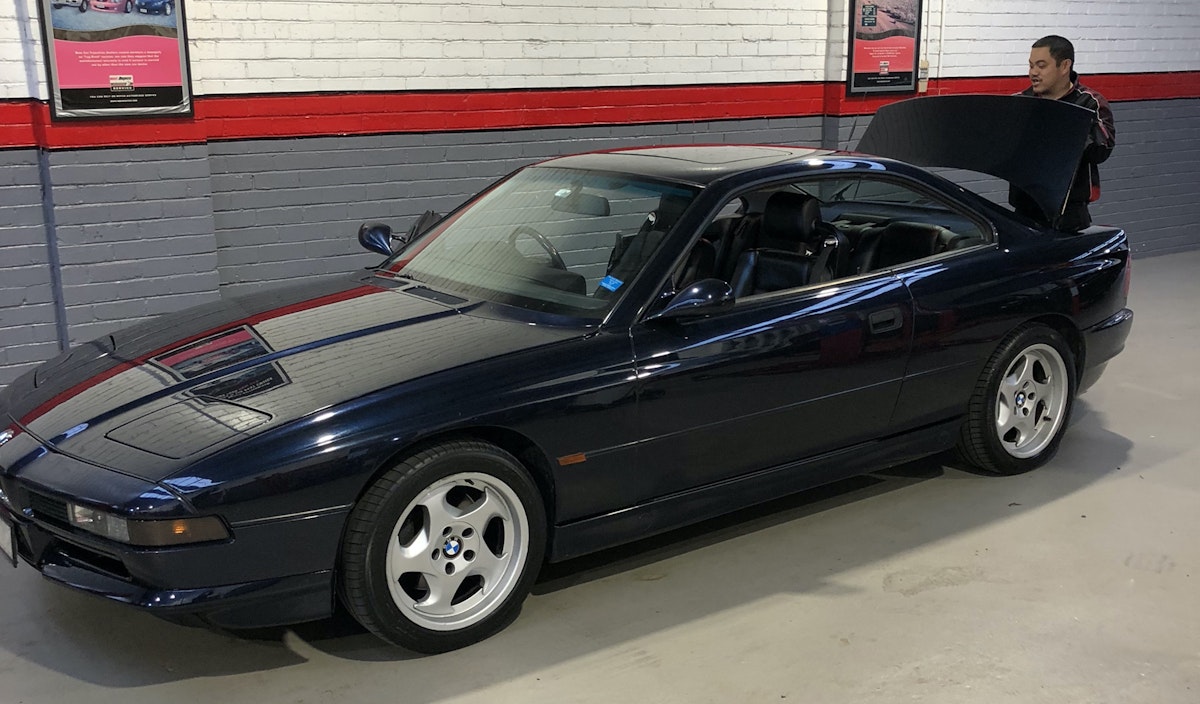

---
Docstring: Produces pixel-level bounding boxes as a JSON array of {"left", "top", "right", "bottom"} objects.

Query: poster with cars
[
  {"left": 37, "top": 0, "right": 191, "bottom": 119},
  {"left": 847, "top": 0, "right": 922, "bottom": 95}
]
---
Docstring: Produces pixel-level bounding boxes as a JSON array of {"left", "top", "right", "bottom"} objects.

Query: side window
[
  {"left": 823, "top": 176, "right": 990, "bottom": 277},
  {"left": 671, "top": 176, "right": 990, "bottom": 300}
]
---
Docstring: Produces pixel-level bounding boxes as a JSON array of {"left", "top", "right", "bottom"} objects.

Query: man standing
[{"left": 1012, "top": 35, "right": 1116, "bottom": 231}]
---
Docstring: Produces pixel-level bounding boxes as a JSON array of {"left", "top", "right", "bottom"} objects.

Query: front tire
[
  {"left": 339, "top": 440, "right": 546, "bottom": 653},
  {"left": 958, "top": 324, "right": 1076, "bottom": 474}
]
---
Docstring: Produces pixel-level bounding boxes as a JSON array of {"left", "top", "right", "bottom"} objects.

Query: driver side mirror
[
  {"left": 647, "top": 278, "right": 735, "bottom": 321},
  {"left": 358, "top": 222, "right": 394, "bottom": 256}
]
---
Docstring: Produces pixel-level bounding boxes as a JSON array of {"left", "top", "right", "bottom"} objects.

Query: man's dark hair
[{"left": 1033, "top": 35, "right": 1075, "bottom": 67}]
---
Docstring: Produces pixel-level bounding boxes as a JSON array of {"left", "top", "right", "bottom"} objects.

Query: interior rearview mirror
[{"left": 551, "top": 190, "right": 610, "bottom": 216}]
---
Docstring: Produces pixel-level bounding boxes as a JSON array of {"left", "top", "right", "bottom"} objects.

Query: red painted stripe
[{"left": 2, "top": 72, "right": 1197, "bottom": 151}]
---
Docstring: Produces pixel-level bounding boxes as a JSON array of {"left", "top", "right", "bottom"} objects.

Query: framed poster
[
  {"left": 847, "top": 0, "right": 922, "bottom": 95},
  {"left": 36, "top": 0, "right": 192, "bottom": 120}
]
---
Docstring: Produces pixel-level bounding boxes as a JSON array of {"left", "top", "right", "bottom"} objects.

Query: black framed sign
[
  {"left": 847, "top": 0, "right": 922, "bottom": 95},
  {"left": 36, "top": 0, "right": 192, "bottom": 120}
]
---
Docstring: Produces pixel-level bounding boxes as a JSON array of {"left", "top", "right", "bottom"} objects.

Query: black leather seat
[
  {"left": 729, "top": 192, "right": 821, "bottom": 298},
  {"left": 673, "top": 238, "right": 718, "bottom": 290},
  {"left": 806, "top": 219, "right": 849, "bottom": 283},
  {"left": 852, "top": 221, "right": 949, "bottom": 274},
  {"left": 601, "top": 193, "right": 694, "bottom": 298},
  {"left": 718, "top": 213, "right": 761, "bottom": 282}
]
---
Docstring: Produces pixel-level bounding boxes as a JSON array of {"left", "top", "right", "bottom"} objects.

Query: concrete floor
[{"left": 2, "top": 249, "right": 1197, "bottom": 704}]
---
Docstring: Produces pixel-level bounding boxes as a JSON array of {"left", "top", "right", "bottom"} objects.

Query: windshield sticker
[{"left": 599, "top": 275, "right": 623, "bottom": 292}]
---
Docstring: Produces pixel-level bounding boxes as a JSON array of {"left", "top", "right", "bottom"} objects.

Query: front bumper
[
  {"left": 0, "top": 435, "right": 350, "bottom": 629},
  {"left": 1, "top": 500, "right": 340, "bottom": 628},
  {"left": 1079, "top": 307, "right": 1133, "bottom": 394}
]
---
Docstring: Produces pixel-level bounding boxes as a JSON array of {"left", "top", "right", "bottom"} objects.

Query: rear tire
[
  {"left": 338, "top": 440, "right": 546, "bottom": 653},
  {"left": 958, "top": 324, "right": 1076, "bottom": 475}
]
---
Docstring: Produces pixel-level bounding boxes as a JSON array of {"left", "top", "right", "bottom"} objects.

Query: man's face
[{"left": 1028, "top": 47, "right": 1072, "bottom": 97}]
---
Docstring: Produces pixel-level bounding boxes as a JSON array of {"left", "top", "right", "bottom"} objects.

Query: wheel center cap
[
  {"left": 443, "top": 536, "right": 462, "bottom": 558},
  {"left": 1015, "top": 392, "right": 1026, "bottom": 407}
]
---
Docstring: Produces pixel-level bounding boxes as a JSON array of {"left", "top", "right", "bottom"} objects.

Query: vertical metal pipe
[
  {"left": 821, "top": 0, "right": 847, "bottom": 149},
  {"left": 936, "top": 0, "right": 947, "bottom": 93},
  {"left": 36, "top": 149, "right": 71, "bottom": 352}
]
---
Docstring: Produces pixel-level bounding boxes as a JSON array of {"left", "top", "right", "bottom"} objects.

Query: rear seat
[{"left": 851, "top": 221, "right": 984, "bottom": 274}]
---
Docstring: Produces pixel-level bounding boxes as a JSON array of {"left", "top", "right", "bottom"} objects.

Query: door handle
[{"left": 868, "top": 308, "right": 902, "bottom": 334}]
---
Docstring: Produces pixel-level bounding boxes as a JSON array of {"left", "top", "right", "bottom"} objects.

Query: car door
[
  {"left": 842, "top": 183, "right": 1002, "bottom": 434},
  {"left": 628, "top": 273, "right": 914, "bottom": 501}
]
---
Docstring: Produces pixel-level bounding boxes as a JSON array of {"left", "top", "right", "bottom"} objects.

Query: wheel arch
[
  {"left": 1021, "top": 313, "right": 1085, "bottom": 385},
  {"left": 348, "top": 425, "right": 558, "bottom": 537}
]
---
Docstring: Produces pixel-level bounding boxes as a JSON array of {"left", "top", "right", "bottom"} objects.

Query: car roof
[{"left": 533, "top": 145, "right": 846, "bottom": 186}]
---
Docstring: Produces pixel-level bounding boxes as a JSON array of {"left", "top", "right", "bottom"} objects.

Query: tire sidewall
[
  {"left": 343, "top": 442, "right": 547, "bottom": 653},
  {"left": 976, "top": 326, "right": 1077, "bottom": 474}
]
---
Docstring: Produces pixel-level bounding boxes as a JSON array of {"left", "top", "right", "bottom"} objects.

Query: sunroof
[{"left": 631, "top": 145, "right": 800, "bottom": 165}]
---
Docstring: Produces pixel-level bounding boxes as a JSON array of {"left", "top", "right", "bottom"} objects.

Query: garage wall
[
  {"left": 46, "top": 144, "right": 221, "bottom": 344},
  {"left": 1090, "top": 99, "right": 1200, "bottom": 255},
  {"left": 209, "top": 117, "right": 824, "bottom": 297},
  {"left": 2, "top": 0, "right": 1200, "bottom": 389},
  {"left": 925, "top": 0, "right": 1199, "bottom": 78},
  {"left": 0, "top": 1, "right": 43, "bottom": 99},
  {"left": 0, "top": 149, "right": 58, "bottom": 382},
  {"left": 8, "top": 1, "right": 1200, "bottom": 97},
  {"left": 186, "top": 0, "right": 834, "bottom": 93}
]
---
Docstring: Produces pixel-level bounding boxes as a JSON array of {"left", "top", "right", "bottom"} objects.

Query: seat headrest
[
  {"left": 875, "top": 221, "right": 943, "bottom": 268},
  {"left": 760, "top": 191, "right": 820, "bottom": 251},
  {"left": 648, "top": 193, "right": 693, "bottom": 231}
]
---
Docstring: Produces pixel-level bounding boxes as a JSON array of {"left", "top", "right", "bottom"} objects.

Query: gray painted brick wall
[
  {"left": 1091, "top": 99, "right": 1200, "bottom": 256},
  {"left": 47, "top": 144, "right": 221, "bottom": 346},
  {"left": 0, "top": 149, "right": 59, "bottom": 387}
]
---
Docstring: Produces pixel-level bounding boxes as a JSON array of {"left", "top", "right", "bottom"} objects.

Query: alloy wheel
[
  {"left": 383, "top": 471, "right": 530, "bottom": 631},
  {"left": 994, "top": 343, "right": 1069, "bottom": 459}
]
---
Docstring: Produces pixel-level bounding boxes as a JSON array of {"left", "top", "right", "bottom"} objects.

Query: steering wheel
[{"left": 508, "top": 226, "right": 567, "bottom": 270}]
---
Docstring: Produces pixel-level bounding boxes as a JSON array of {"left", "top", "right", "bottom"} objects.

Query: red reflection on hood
[{"left": 15, "top": 285, "right": 381, "bottom": 430}]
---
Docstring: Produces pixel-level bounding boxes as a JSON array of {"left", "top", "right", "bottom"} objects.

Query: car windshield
[{"left": 380, "top": 166, "right": 699, "bottom": 321}]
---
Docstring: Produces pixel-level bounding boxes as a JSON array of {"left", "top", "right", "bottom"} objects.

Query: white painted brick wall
[
  {"left": 922, "top": 0, "right": 1200, "bottom": 80},
  {"left": 2, "top": 1, "right": 1200, "bottom": 100},
  {"left": 91, "top": 0, "right": 837, "bottom": 95},
  {"left": 0, "top": 0, "right": 47, "bottom": 99}
]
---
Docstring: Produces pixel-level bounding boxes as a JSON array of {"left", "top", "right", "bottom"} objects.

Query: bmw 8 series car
[{"left": 0, "top": 95, "right": 1133, "bottom": 653}]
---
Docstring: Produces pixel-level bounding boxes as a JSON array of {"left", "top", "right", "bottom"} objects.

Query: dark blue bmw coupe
[{"left": 0, "top": 96, "right": 1133, "bottom": 653}]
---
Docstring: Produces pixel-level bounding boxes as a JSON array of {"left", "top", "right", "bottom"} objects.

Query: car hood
[
  {"left": 1, "top": 275, "right": 581, "bottom": 477},
  {"left": 857, "top": 94, "right": 1094, "bottom": 221}
]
